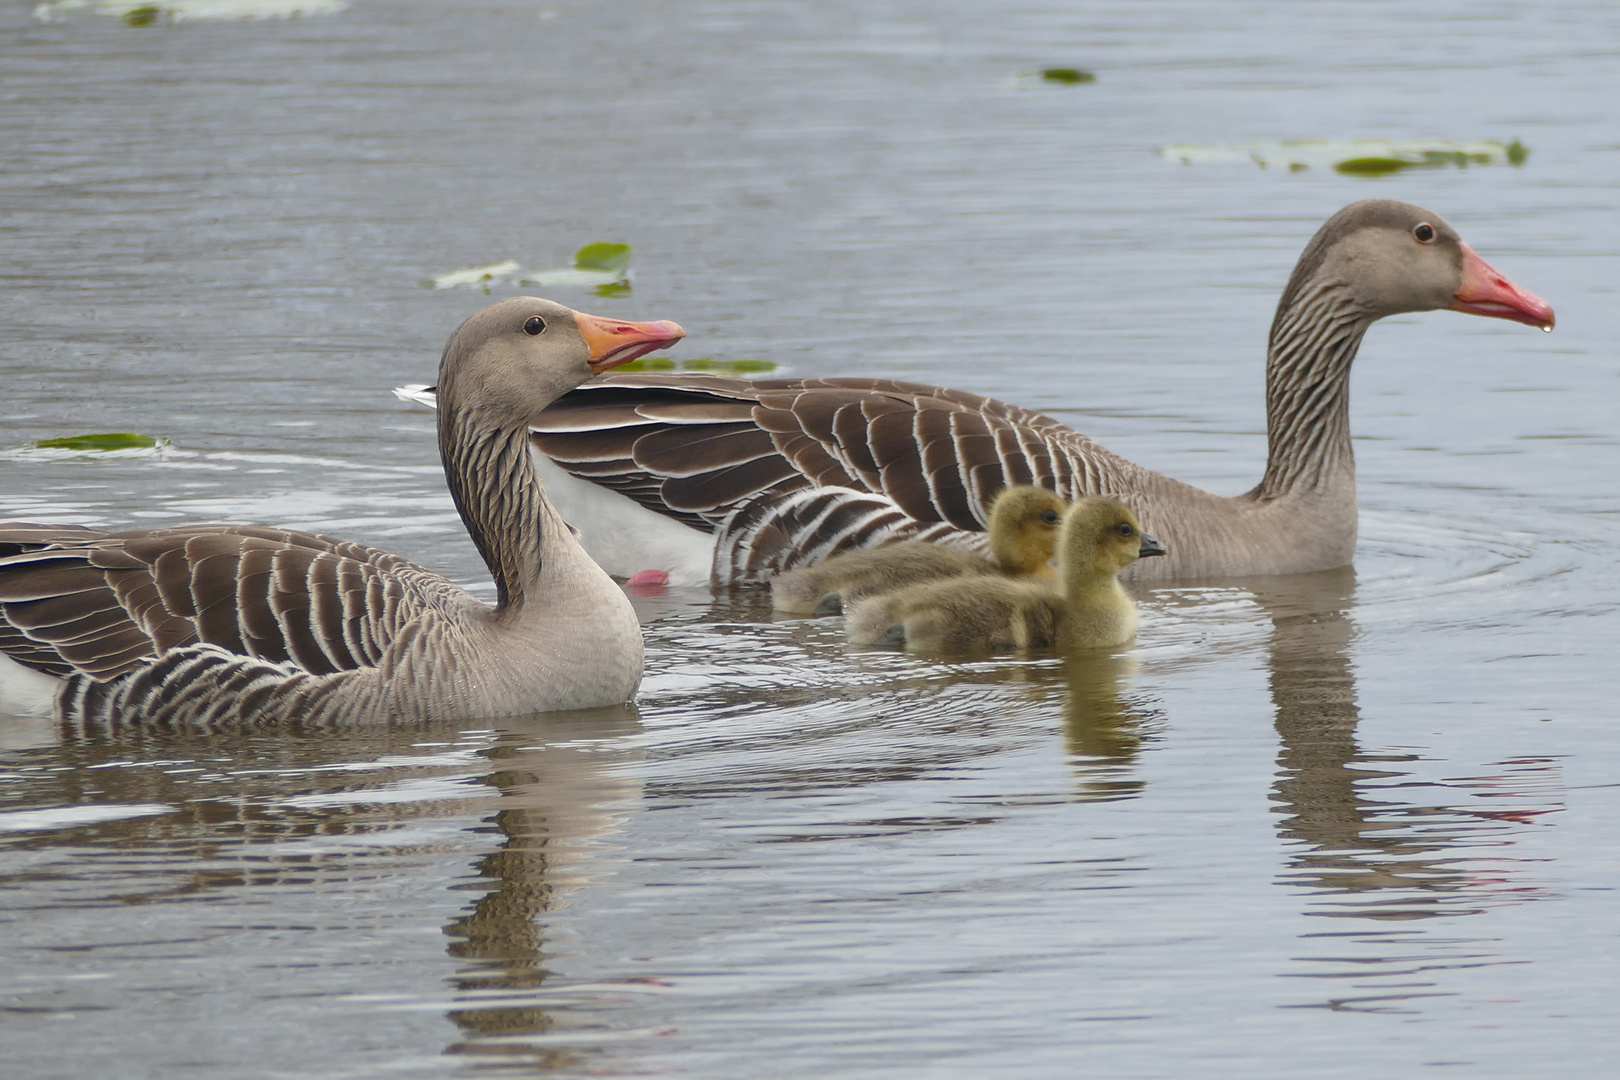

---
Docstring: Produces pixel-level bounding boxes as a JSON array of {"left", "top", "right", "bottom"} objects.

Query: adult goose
[
  {"left": 394, "top": 200, "right": 1554, "bottom": 585},
  {"left": 845, "top": 497, "right": 1164, "bottom": 653},
  {"left": 0, "top": 298, "right": 685, "bottom": 729}
]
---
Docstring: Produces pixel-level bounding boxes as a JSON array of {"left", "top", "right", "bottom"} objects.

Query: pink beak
[{"left": 1451, "top": 244, "right": 1555, "bottom": 330}]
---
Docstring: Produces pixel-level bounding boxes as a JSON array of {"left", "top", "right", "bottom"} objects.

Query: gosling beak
[
  {"left": 574, "top": 312, "right": 687, "bottom": 372},
  {"left": 1137, "top": 531, "right": 1166, "bottom": 559},
  {"left": 1451, "top": 245, "right": 1555, "bottom": 330}
]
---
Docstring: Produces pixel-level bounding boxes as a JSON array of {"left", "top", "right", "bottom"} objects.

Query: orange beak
[
  {"left": 1451, "top": 244, "right": 1555, "bottom": 330},
  {"left": 574, "top": 312, "right": 686, "bottom": 372}
]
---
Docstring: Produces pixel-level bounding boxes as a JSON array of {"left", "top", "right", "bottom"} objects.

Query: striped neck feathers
[
  {"left": 1253, "top": 277, "right": 1371, "bottom": 501},
  {"left": 439, "top": 402, "right": 545, "bottom": 613}
]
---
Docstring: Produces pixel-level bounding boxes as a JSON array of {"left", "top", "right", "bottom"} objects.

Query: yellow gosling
[
  {"left": 845, "top": 497, "right": 1165, "bottom": 653},
  {"left": 771, "top": 486, "right": 1066, "bottom": 615}
]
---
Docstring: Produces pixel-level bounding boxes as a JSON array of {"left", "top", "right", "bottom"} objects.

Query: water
[{"left": 2, "top": 0, "right": 1618, "bottom": 1076}]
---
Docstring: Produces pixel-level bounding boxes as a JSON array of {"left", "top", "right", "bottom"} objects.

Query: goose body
[
  {"left": 846, "top": 498, "right": 1164, "bottom": 653},
  {"left": 398, "top": 200, "right": 1553, "bottom": 586},
  {"left": 771, "top": 485, "right": 1065, "bottom": 615},
  {"left": 0, "top": 298, "right": 685, "bottom": 728}
]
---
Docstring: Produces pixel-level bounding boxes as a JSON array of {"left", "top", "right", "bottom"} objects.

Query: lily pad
[
  {"left": 426, "top": 243, "right": 637, "bottom": 293},
  {"left": 617, "top": 357, "right": 780, "bottom": 375},
  {"left": 1161, "top": 138, "right": 1529, "bottom": 175},
  {"left": 424, "top": 260, "right": 523, "bottom": 291},
  {"left": 32, "top": 432, "right": 167, "bottom": 451},
  {"left": 1040, "top": 67, "right": 1095, "bottom": 85},
  {"left": 519, "top": 242, "right": 634, "bottom": 290},
  {"left": 35, "top": 0, "right": 348, "bottom": 22}
]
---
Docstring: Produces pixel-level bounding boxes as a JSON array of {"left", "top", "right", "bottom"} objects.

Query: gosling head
[
  {"left": 1059, "top": 497, "right": 1166, "bottom": 581},
  {"left": 986, "top": 485, "right": 1068, "bottom": 575},
  {"left": 437, "top": 297, "right": 685, "bottom": 424},
  {"left": 1278, "top": 199, "right": 1553, "bottom": 330}
]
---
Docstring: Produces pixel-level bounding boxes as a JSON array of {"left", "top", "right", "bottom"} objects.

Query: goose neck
[
  {"left": 439, "top": 404, "right": 545, "bottom": 613},
  {"left": 1254, "top": 280, "right": 1371, "bottom": 501}
]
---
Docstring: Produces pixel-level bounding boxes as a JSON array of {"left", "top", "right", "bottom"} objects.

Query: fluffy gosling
[
  {"left": 845, "top": 497, "right": 1165, "bottom": 653},
  {"left": 771, "top": 486, "right": 1067, "bottom": 615}
]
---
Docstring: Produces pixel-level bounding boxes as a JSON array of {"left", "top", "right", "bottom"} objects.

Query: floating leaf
[
  {"left": 33, "top": 432, "right": 166, "bottom": 451},
  {"left": 1040, "top": 67, "right": 1095, "bottom": 85},
  {"left": 423, "top": 260, "right": 522, "bottom": 290},
  {"left": 617, "top": 356, "right": 780, "bottom": 374},
  {"left": 520, "top": 242, "right": 633, "bottom": 290},
  {"left": 572, "top": 242, "right": 632, "bottom": 275},
  {"left": 36, "top": 0, "right": 348, "bottom": 22},
  {"left": 1162, "top": 138, "right": 1530, "bottom": 176}
]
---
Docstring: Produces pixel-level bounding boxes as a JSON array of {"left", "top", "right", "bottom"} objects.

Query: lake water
[{"left": 2, "top": 0, "right": 1618, "bottom": 1076}]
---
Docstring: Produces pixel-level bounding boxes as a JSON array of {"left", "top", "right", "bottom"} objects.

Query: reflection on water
[
  {"left": 1061, "top": 651, "right": 1159, "bottom": 800},
  {"left": 1253, "top": 568, "right": 1559, "bottom": 1011},
  {"left": 442, "top": 715, "right": 643, "bottom": 1070}
]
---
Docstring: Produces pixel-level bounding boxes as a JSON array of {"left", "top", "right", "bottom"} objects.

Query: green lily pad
[
  {"left": 616, "top": 357, "right": 780, "bottom": 375},
  {"left": 423, "top": 260, "right": 522, "bottom": 291},
  {"left": 571, "top": 242, "right": 632, "bottom": 275},
  {"left": 38, "top": 0, "right": 348, "bottom": 22},
  {"left": 33, "top": 432, "right": 166, "bottom": 451},
  {"left": 520, "top": 242, "right": 633, "bottom": 289},
  {"left": 1162, "top": 138, "right": 1530, "bottom": 175},
  {"left": 1040, "top": 67, "right": 1095, "bottom": 84}
]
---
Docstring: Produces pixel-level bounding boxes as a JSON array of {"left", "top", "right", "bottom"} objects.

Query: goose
[
  {"left": 845, "top": 497, "right": 1165, "bottom": 653},
  {"left": 394, "top": 199, "right": 1554, "bottom": 585},
  {"left": 0, "top": 297, "right": 685, "bottom": 728},
  {"left": 771, "top": 484, "right": 1066, "bottom": 615}
]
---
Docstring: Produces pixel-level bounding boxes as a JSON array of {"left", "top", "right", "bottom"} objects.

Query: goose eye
[
  {"left": 523, "top": 316, "right": 547, "bottom": 335},
  {"left": 1041, "top": 510, "right": 1060, "bottom": 525},
  {"left": 1115, "top": 523, "right": 1134, "bottom": 537},
  {"left": 1413, "top": 223, "right": 1436, "bottom": 244}
]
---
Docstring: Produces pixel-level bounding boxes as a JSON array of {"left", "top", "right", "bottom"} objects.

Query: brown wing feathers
[
  {"left": 532, "top": 374, "right": 1125, "bottom": 530},
  {"left": 0, "top": 524, "right": 439, "bottom": 682}
]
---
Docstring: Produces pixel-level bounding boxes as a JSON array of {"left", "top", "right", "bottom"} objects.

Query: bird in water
[
  {"left": 0, "top": 297, "right": 684, "bottom": 730},
  {"left": 845, "top": 497, "right": 1164, "bottom": 654},
  {"left": 394, "top": 200, "right": 1552, "bottom": 585},
  {"left": 771, "top": 485, "right": 1067, "bottom": 615}
]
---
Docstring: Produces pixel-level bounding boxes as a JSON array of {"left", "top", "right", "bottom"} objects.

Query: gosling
[
  {"left": 844, "top": 497, "right": 1165, "bottom": 653},
  {"left": 771, "top": 485, "right": 1067, "bottom": 615}
]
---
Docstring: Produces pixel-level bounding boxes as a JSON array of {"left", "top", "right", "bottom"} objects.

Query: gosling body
[
  {"left": 846, "top": 497, "right": 1164, "bottom": 653},
  {"left": 771, "top": 486, "right": 1066, "bottom": 615}
]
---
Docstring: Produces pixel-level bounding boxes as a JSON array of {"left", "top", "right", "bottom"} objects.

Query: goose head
[
  {"left": 1277, "top": 199, "right": 1554, "bottom": 330},
  {"left": 1060, "top": 498, "right": 1166, "bottom": 581},
  {"left": 437, "top": 297, "right": 686, "bottom": 423},
  {"left": 986, "top": 485, "right": 1068, "bottom": 575}
]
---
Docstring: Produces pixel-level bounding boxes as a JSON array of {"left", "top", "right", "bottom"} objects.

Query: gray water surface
[{"left": 2, "top": 1, "right": 1618, "bottom": 1077}]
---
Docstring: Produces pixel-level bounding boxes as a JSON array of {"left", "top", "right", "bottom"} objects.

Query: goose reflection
[
  {"left": 1060, "top": 650, "right": 1160, "bottom": 800},
  {"left": 1251, "top": 567, "right": 1558, "bottom": 919},
  {"left": 441, "top": 709, "right": 642, "bottom": 1064}
]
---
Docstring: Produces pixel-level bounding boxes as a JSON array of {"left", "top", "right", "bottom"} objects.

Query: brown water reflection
[{"left": 442, "top": 716, "right": 643, "bottom": 1068}]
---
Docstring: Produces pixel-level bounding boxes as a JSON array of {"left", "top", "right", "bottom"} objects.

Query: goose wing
[
  {"left": 0, "top": 523, "right": 465, "bottom": 681},
  {"left": 532, "top": 374, "right": 1143, "bottom": 527},
  {"left": 530, "top": 374, "right": 1150, "bottom": 578}
]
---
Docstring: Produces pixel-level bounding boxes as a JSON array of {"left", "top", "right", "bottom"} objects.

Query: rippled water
[{"left": 3, "top": 0, "right": 1618, "bottom": 1076}]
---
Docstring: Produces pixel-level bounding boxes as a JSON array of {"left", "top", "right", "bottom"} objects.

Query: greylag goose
[
  {"left": 396, "top": 199, "right": 1553, "bottom": 585},
  {"left": 0, "top": 298, "right": 685, "bottom": 728},
  {"left": 771, "top": 484, "right": 1065, "bottom": 615},
  {"left": 846, "top": 497, "right": 1164, "bottom": 653}
]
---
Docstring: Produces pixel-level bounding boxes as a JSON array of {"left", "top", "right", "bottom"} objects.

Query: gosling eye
[
  {"left": 1041, "top": 510, "right": 1061, "bottom": 525},
  {"left": 1412, "top": 222, "right": 1436, "bottom": 244},
  {"left": 1115, "top": 523, "right": 1135, "bottom": 537},
  {"left": 523, "top": 315, "right": 547, "bottom": 335}
]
